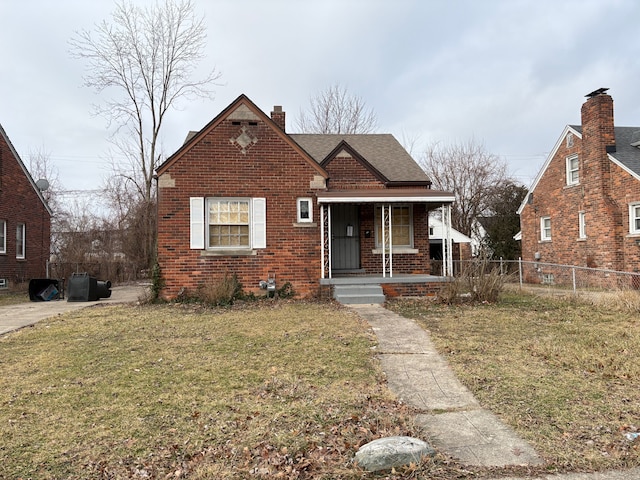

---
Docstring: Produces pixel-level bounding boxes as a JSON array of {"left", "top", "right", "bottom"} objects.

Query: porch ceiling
[{"left": 316, "top": 188, "right": 455, "bottom": 204}]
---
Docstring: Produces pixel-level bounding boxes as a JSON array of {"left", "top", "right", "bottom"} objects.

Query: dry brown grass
[
  {"left": 389, "top": 292, "right": 640, "bottom": 474},
  {"left": 0, "top": 289, "right": 29, "bottom": 306},
  {"left": 0, "top": 301, "right": 448, "bottom": 479}
]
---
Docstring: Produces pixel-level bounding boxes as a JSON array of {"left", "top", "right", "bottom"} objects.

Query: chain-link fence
[{"left": 444, "top": 258, "right": 640, "bottom": 305}]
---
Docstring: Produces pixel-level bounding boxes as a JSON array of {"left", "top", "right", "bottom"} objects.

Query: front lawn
[
  {"left": 389, "top": 292, "right": 640, "bottom": 474},
  {"left": 0, "top": 302, "right": 429, "bottom": 479},
  {"left": 2, "top": 294, "right": 638, "bottom": 478}
]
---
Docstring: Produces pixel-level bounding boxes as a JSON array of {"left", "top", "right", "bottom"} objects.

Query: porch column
[
  {"left": 381, "top": 203, "right": 393, "bottom": 277},
  {"left": 442, "top": 203, "right": 453, "bottom": 277},
  {"left": 321, "top": 204, "right": 332, "bottom": 279}
]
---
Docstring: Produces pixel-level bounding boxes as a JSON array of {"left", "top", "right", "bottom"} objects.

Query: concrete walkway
[
  {"left": 349, "top": 303, "right": 543, "bottom": 468},
  {"left": 0, "top": 284, "right": 148, "bottom": 336},
  {"left": 350, "top": 304, "right": 640, "bottom": 480}
]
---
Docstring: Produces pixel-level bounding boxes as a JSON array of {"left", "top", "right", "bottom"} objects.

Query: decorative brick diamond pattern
[{"left": 229, "top": 126, "right": 258, "bottom": 154}]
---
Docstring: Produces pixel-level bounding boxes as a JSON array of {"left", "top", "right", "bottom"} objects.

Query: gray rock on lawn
[{"left": 354, "top": 436, "right": 436, "bottom": 472}]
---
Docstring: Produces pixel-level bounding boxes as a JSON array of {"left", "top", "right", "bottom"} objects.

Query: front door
[{"left": 331, "top": 204, "right": 360, "bottom": 271}]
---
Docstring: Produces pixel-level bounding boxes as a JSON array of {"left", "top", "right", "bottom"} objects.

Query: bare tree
[
  {"left": 295, "top": 83, "right": 378, "bottom": 134},
  {"left": 419, "top": 139, "right": 510, "bottom": 240},
  {"left": 28, "top": 147, "right": 62, "bottom": 212},
  {"left": 70, "top": 0, "right": 221, "bottom": 269}
]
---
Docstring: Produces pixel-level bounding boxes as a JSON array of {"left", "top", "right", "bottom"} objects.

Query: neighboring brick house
[
  {"left": 0, "top": 123, "right": 52, "bottom": 290},
  {"left": 156, "top": 94, "right": 455, "bottom": 300},
  {"left": 517, "top": 89, "right": 640, "bottom": 275}
]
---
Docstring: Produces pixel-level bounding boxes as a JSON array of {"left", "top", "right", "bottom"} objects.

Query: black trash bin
[
  {"left": 28, "top": 279, "right": 61, "bottom": 302},
  {"left": 67, "top": 273, "right": 111, "bottom": 302}
]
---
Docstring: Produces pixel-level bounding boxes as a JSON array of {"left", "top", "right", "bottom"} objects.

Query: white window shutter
[
  {"left": 252, "top": 198, "right": 266, "bottom": 249},
  {"left": 190, "top": 197, "right": 205, "bottom": 249}
]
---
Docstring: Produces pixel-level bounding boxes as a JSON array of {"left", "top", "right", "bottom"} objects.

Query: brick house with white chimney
[
  {"left": 518, "top": 89, "right": 640, "bottom": 275},
  {"left": 0, "top": 123, "right": 52, "bottom": 290},
  {"left": 155, "top": 94, "right": 455, "bottom": 301}
]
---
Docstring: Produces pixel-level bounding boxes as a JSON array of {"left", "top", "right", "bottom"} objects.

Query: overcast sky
[{"left": 2, "top": 0, "right": 640, "bottom": 201}]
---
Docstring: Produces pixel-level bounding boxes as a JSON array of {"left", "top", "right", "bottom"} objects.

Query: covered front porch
[{"left": 316, "top": 188, "right": 455, "bottom": 301}]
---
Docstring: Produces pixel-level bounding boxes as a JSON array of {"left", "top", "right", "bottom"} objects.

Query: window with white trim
[
  {"left": 578, "top": 211, "right": 586, "bottom": 239},
  {"left": 16, "top": 223, "right": 25, "bottom": 259},
  {"left": 0, "top": 220, "right": 6, "bottom": 254},
  {"left": 297, "top": 198, "right": 313, "bottom": 223},
  {"left": 208, "top": 198, "right": 250, "bottom": 247},
  {"left": 540, "top": 216, "right": 551, "bottom": 241},
  {"left": 566, "top": 154, "right": 579, "bottom": 185},
  {"left": 189, "top": 197, "right": 266, "bottom": 250},
  {"left": 375, "top": 205, "right": 413, "bottom": 248},
  {"left": 629, "top": 203, "right": 640, "bottom": 235}
]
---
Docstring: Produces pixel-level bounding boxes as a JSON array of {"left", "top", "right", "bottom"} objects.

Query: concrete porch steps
[{"left": 333, "top": 284, "right": 385, "bottom": 304}]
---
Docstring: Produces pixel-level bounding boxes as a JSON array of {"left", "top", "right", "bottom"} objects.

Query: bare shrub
[
  {"left": 438, "top": 258, "right": 504, "bottom": 304},
  {"left": 197, "top": 273, "right": 243, "bottom": 306}
]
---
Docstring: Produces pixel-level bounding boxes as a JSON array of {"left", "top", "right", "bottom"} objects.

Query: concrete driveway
[{"left": 0, "top": 284, "right": 150, "bottom": 336}]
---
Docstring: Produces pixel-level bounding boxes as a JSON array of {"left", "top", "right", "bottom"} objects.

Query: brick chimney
[
  {"left": 271, "top": 105, "right": 285, "bottom": 131},
  {"left": 581, "top": 88, "right": 615, "bottom": 195}
]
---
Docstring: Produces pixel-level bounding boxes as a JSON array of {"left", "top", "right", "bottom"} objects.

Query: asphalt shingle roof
[
  {"left": 570, "top": 125, "right": 640, "bottom": 177},
  {"left": 289, "top": 133, "right": 431, "bottom": 184}
]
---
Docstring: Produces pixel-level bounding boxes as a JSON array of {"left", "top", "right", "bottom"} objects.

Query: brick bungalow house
[
  {"left": 517, "top": 89, "right": 640, "bottom": 277},
  {"left": 0, "top": 123, "right": 52, "bottom": 290},
  {"left": 155, "top": 94, "right": 455, "bottom": 301}
]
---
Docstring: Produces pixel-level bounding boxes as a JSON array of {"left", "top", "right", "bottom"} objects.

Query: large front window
[
  {"left": 375, "top": 205, "right": 412, "bottom": 247},
  {"left": 208, "top": 199, "right": 250, "bottom": 248}
]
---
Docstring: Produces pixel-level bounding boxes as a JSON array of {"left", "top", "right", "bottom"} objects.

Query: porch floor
[{"left": 320, "top": 273, "right": 450, "bottom": 286}]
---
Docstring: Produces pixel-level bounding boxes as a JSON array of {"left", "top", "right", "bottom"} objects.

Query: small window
[
  {"left": 578, "top": 212, "right": 587, "bottom": 239},
  {"left": 297, "top": 198, "right": 313, "bottom": 223},
  {"left": 0, "top": 279, "right": 7, "bottom": 289},
  {"left": 0, "top": 219, "right": 6, "bottom": 254},
  {"left": 540, "top": 216, "right": 551, "bottom": 241},
  {"left": 566, "top": 132, "right": 574, "bottom": 148},
  {"left": 566, "top": 154, "right": 579, "bottom": 185},
  {"left": 16, "top": 223, "right": 25, "bottom": 259},
  {"left": 629, "top": 203, "right": 640, "bottom": 235}
]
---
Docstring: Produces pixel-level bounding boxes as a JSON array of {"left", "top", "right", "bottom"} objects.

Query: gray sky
[{"left": 2, "top": 0, "right": 640, "bottom": 199}]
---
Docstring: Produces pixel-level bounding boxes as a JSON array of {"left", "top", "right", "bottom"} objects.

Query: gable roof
[
  {"left": 290, "top": 134, "right": 431, "bottom": 185},
  {"left": 428, "top": 214, "right": 472, "bottom": 243},
  {"left": 517, "top": 124, "right": 640, "bottom": 214},
  {"left": 0, "top": 122, "right": 53, "bottom": 216},
  {"left": 156, "top": 94, "right": 328, "bottom": 178}
]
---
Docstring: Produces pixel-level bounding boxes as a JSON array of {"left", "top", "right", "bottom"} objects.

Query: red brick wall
[
  {"left": 158, "top": 102, "right": 440, "bottom": 300},
  {"left": 520, "top": 93, "right": 639, "bottom": 273},
  {"left": 323, "top": 153, "right": 385, "bottom": 189},
  {"left": 157, "top": 116, "right": 325, "bottom": 299},
  {"left": 0, "top": 132, "right": 51, "bottom": 286}
]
